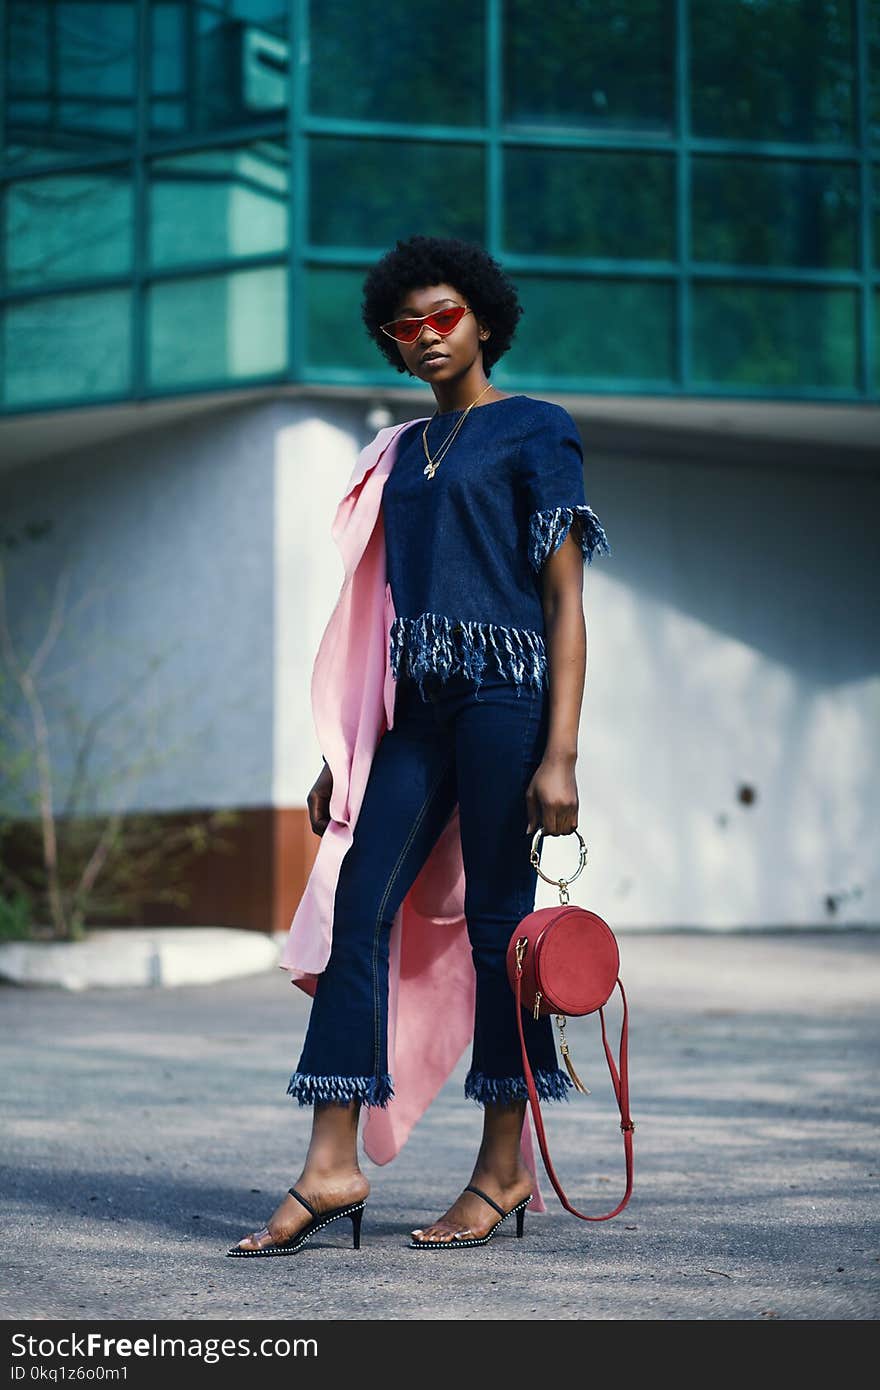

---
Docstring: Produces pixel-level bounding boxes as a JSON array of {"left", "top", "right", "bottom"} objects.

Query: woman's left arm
[{"left": 524, "top": 531, "right": 586, "bottom": 837}]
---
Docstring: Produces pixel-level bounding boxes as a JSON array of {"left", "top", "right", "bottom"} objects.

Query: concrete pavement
[{"left": 1, "top": 931, "right": 877, "bottom": 1321}]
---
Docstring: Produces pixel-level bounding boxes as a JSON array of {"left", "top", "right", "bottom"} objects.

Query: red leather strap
[{"left": 515, "top": 967, "right": 634, "bottom": 1221}]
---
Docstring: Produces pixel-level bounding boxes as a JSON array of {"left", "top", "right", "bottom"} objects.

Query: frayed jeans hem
[
  {"left": 464, "top": 1067, "right": 573, "bottom": 1105},
  {"left": 286, "top": 1071, "right": 394, "bottom": 1108}
]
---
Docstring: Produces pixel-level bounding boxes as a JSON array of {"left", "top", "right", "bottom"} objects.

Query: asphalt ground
[{"left": 1, "top": 931, "right": 878, "bottom": 1322}]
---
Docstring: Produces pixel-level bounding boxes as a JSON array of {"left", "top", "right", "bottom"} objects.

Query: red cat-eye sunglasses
[{"left": 380, "top": 303, "right": 472, "bottom": 344}]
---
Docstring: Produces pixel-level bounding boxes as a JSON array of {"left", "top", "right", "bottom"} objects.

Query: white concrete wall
[
  {"left": 2, "top": 394, "right": 876, "bottom": 928},
  {"left": 1, "top": 400, "right": 284, "bottom": 812},
  {"left": 570, "top": 440, "right": 879, "bottom": 930},
  {"left": 272, "top": 411, "right": 363, "bottom": 807}
]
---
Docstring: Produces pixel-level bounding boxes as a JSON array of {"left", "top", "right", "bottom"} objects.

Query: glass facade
[{"left": 1, "top": 0, "right": 877, "bottom": 412}]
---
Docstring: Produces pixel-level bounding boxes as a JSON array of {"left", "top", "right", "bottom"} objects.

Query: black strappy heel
[
  {"left": 227, "top": 1187, "right": 366, "bottom": 1257},
  {"left": 408, "top": 1183, "right": 532, "bottom": 1250}
]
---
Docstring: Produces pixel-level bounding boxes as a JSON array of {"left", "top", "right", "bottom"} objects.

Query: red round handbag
[{"left": 506, "top": 828, "right": 635, "bottom": 1221}]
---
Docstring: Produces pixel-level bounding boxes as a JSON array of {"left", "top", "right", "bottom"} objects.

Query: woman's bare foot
[
  {"left": 235, "top": 1170, "right": 370, "bottom": 1252},
  {"left": 410, "top": 1163, "right": 533, "bottom": 1244}
]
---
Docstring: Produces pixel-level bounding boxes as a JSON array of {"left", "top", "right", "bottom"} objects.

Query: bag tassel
[{"left": 555, "top": 1015, "right": 591, "bottom": 1095}]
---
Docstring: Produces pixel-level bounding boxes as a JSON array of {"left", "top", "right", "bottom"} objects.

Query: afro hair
[{"left": 361, "top": 235, "right": 523, "bottom": 378}]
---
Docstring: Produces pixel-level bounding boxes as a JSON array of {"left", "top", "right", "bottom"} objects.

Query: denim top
[{"left": 382, "top": 394, "right": 610, "bottom": 700}]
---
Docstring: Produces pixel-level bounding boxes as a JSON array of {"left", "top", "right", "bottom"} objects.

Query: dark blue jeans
[{"left": 287, "top": 670, "right": 573, "bottom": 1109}]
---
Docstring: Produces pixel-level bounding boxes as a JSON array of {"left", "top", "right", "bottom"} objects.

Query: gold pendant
[{"left": 420, "top": 382, "right": 495, "bottom": 484}]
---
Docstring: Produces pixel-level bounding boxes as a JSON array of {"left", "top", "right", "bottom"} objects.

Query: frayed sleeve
[{"left": 517, "top": 406, "right": 611, "bottom": 575}]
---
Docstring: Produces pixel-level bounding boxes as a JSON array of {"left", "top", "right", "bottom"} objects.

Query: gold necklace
[{"left": 422, "top": 383, "right": 495, "bottom": 481}]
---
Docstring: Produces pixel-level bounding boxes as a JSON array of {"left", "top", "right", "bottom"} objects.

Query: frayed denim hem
[
  {"left": 464, "top": 1067, "right": 573, "bottom": 1105},
  {"left": 528, "top": 504, "right": 612, "bottom": 574},
  {"left": 286, "top": 1071, "right": 394, "bottom": 1108},
  {"left": 390, "top": 611, "right": 547, "bottom": 700}
]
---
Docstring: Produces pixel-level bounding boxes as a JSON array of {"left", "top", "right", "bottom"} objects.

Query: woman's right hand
[{"left": 308, "top": 761, "right": 333, "bottom": 837}]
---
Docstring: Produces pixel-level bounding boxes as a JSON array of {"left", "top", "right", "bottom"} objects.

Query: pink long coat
[{"left": 279, "top": 416, "right": 547, "bottom": 1210}]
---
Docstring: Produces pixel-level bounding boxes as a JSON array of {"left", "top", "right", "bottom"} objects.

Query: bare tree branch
[{"left": 27, "top": 567, "right": 72, "bottom": 680}]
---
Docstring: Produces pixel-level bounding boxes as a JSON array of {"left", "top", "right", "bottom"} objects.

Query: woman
[{"left": 229, "top": 235, "right": 610, "bottom": 1256}]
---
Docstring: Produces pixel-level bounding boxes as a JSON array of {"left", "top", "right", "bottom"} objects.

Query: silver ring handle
[{"left": 529, "top": 827, "right": 588, "bottom": 902}]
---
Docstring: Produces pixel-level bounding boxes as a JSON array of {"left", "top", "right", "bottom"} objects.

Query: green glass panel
[
  {"left": 2, "top": 288, "right": 130, "bottom": 406},
  {"left": 148, "top": 266, "right": 287, "bottom": 386},
  {"left": 149, "top": 140, "right": 288, "bottom": 269},
  {"left": 690, "top": 0, "right": 855, "bottom": 143},
  {"left": 308, "top": 1, "right": 484, "bottom": 126},
  {"left": 150, "top": 2, "right": 288, "bottom": 140},
  {"left": 220, "top": 0, "right": 288, "bottom": 22},
  {"left": 499, "top": 275, "right": 675, "bottom": 382},
  {"left": 150, "top": 2, "right": 187, "bottom": 137},
  {"left": 149, "top": 2, "right": 186, "bottom": 138},
  {"left": 874, "top": 166, "right": 880, "bottom": 265},
  {"left": 503, "top": 147, "right": 674, "bottom": 259},
  {"left": 692, "top": 284, "right": 858, "bottom": 390},
  {"left": 309, "top": 138, "right": 484, "bottom": 249},
  {"left": 306, "top": 267, "right": 404, "bottom": 376},
  {"left": 3, "top": 169, "right": 133, "bottom": 290},
  {"left": 504, "top": 0, "right": 674, "bottom": 135},
  {"left": 4, "top": 1, "right": 136, "bottom": 169},
  {"left": 868, "top": 0, "right": 880, "bottom": 146},
  {"left": 874, "top": 291, "right": 880, "bottom": 393},
  {"left": 692, "top": 157, "right": 859, "bottom": 269}
]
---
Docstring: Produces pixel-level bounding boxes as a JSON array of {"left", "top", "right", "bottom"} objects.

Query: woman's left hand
[{"left": 525, "top": 753, "right": 579, "bottom": 837}]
